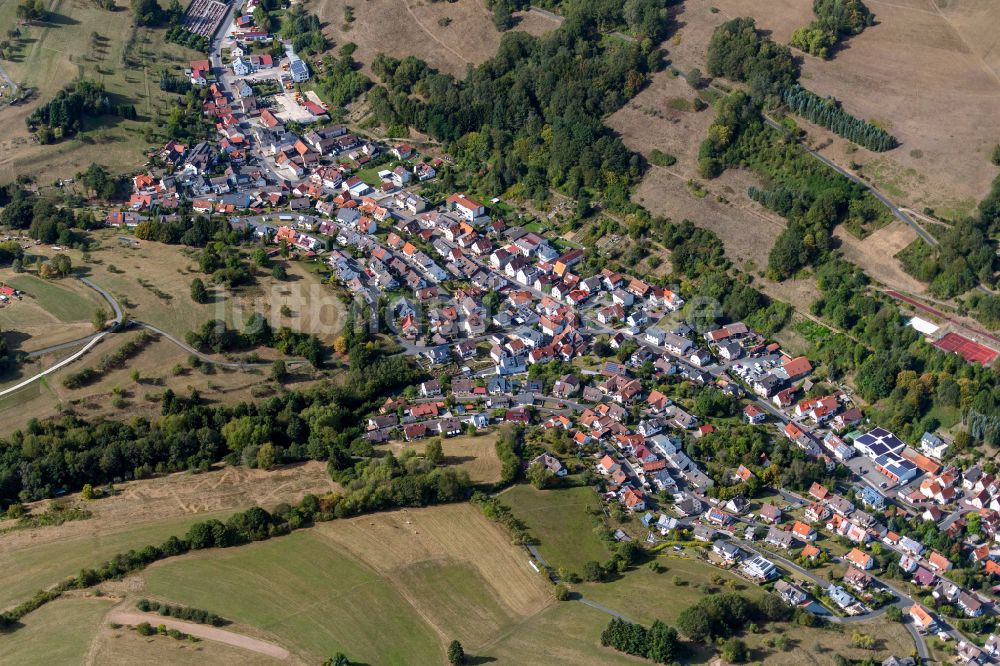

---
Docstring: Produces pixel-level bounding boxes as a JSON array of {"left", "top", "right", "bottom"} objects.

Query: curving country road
[{"left": 5, "top": 276, "right": 273, "bottom": 399}]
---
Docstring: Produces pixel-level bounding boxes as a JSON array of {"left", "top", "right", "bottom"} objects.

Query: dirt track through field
[{"left": 108, "top": 611, "right": 291, "bottom": 660}]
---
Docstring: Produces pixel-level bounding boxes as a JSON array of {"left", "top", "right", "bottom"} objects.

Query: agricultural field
[
  {"left": 378, "top": 432, "right": 503, "bottom": 485},
  {"left": 313, "top": 0, "right": 559, "bottom": 78},
  {"left": 501, "top": 483, "right": 611, "bottom": 574},
  {"left": 139, "top": 503, "right": 553, "bottom": 663},
  {"left": 0, "top": 461, "right": 336, "bottom": 610},
  {"left": 2, "top": 595, "right": 114, "bottom": 666},
  {"left": 0, "top": 0, "right": 203, "bottom": 184}
]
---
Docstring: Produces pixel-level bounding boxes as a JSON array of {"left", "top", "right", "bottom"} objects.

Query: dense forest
[
  {"left": 781, "top": 84, "right": 896, "bottom": 151},
  {"left": 481, "top": 0, "right": 676, "bottom": 41},
  {"left": 0, "top": 325, "right": 419, "bottom": 506},
  {"left": 897, "top": 174, "right": 999, "bottom": 297},
  {"left": 706, "top": 17, "right": 798, "bottom": 103},
  {"left": 791, "top": 0, "right": 874, "bottom": 59},
  {"left": 368, "top": 8, "right": 659, "bottom": 208}
]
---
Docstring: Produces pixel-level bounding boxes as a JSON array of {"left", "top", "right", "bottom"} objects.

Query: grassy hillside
[
  {"left": 2, "top": 596, "right": 113, "bottom": 665},
  {"left": 142, "top": 504, "right": 553, "bottom": 663},
  {"left": 0, "top": 0, "right": 200, "bottom": 183},
  {"left": 501, "top": 483, "right": 611, "bottom": 574}
]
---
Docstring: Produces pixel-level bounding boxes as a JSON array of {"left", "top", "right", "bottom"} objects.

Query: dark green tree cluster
[
  {"left": 78, "top": 163, "right": 131, "bottom": 201},
  {"left": 315, "top": 48, "right": 372, "bottom": 107},
  {"left": 15, "top": 0, "right": 47, "bottom": 21},
  {"left": 781, "top": 84, "right": 896, "bottom": 151},
  {"left": 165, "top": 26, "right": 211, "bottom": 52},
  {"left": 791, "top": 0, "right": 873, "bottom": 59},
  {"left": 27, "top": 81, "right": 117, "bottom": 142},
  {"left": 368, "top": 14, "right": 658, "bottom": 208},
  {"left": 159, "top": 72, "right": 192, "bottom": 95},
  {"left": 134, "top": 215, "right": 234, "bottom": 247},
  {"left": 0, "top": 186, "right": 100, "bottom": 245},
  {"left": 706, "top": 18, "right": 798, "bottom": 103},
  {"left": 185, "top": 316, "right": 326, "bottom": 367},
  {"left": 600, "top": 617, "right": 681, "bottom": 663},
  {"left": 131, "top": 0, "right": 162, "bottom": 26},
  {"left": 280, "top": 5, "right": 327, "bottom": 55},
  {"left": 676, "top": 592, "right": 789, "bottom": 643},
  {"left": 136, "top": 599, "right": 226, "bottom": 626},
  {"left": 162, "top": 89, "right": 213, "bottom": 142}
]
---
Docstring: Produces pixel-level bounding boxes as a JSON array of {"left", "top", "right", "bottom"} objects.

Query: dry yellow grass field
[
  {"left": 671, "top": 0, "right": 1000, "bottom": 216},
  {"left": 315, "top": 502, "right": 553, "bottom": 647},
  {"left": 312, "top": 0, "right": 558, "bottom": 78},
  {"left": 379, "top": 431, "right": 503, "bottom": 485},
  {"left": 89, "top": 624, "right": 288, "bottom": 666}
]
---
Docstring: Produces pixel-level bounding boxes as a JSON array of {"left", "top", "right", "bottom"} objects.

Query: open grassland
[
  {"left": 501, "top": 483, "right": 611, "bottom": 574},
  {"left": 0, "top": 0, "right": 202, "bottom": 184},
  {"left": 487, "top": 600, "right": 644, "bottom": 664},
  {"left": 379, "top": 431, "right": 502, "bottom": 485},
  {"left": 581, "top": 553, "right": 756, "bottom": 625},
  {"left": 312, "top": 0, "right": 558, "bottom": 78},
  {"left": 2, "top": 595, "right": 114, "bottom": 665},
  {"left": 21, "top": 231, "right": 347, "bottom": 342},
  {"left": 142, "top": 503, "right": 553, "bottom": 663},
  {"left": 0, "top": 462, "right": 336, "bottom": 610},
  {"left": 90, "top": 622, "right": 288, "bottom": 666}
]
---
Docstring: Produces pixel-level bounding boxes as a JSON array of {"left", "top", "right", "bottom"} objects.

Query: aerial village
[{"left": 93, "top": 1, "right": 1000, "bottom": 662}]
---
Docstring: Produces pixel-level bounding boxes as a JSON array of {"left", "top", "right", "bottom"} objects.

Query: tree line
[
  {"left": 0, "top": 323, "right": 421, "bottom": 506},
  {"left": 781, "top": 84, "right": 896, "bottom": 151},
  {"left": 136, "top": 599, "right": 226, "bottom": 626}
]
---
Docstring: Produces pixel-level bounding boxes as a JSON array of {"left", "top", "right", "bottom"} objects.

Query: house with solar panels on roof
[{"left": 854, "top": 427, "right": 919, "bottom": 486}]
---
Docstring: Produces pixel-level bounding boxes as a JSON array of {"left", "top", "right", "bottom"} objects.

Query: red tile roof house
[
  {"left": 846, "top": 547, "right": 874, "bottom": 570},
  {"left": 781, "top": 355, "right": 813, "bottom": 381},
  {"left": 908, "top": 604, "right": 935, "bottom": 631}
]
